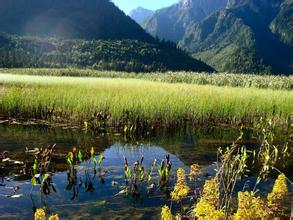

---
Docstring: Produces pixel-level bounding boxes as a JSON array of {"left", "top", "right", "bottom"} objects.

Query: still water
[{"left": 0, "top": 125, "right": 291, "bottom": 219}]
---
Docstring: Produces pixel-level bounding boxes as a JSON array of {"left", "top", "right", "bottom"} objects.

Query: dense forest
[{"left": 0, "top": 34, "right": 213, "bottom": 72}]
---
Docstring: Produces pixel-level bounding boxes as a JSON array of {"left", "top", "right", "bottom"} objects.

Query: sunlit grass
[
  {"left": 0, "top": 73, "right": 292, "bottom": 127},
  {"left": 1, "top": 68, "right": 292, "bottom": 90}
]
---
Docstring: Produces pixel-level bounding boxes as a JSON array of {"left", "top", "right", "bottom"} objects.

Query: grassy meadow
[
  {"left": 0, "top": 72, "right": 292, "bottom": 130},
  {"left": 1, "top": 68, "right": 292, "bottom": 89}
]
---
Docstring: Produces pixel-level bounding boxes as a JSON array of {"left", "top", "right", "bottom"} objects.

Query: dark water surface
[{"left": 0, "top": 125, "right": 291, "bottom": 219}]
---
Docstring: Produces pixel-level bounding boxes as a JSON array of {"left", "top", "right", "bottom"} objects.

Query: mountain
[
  {"left": 142, "top": 0, "right": 228, "bottom": 43},
  {"left": 142, "top": 0, "right": 292, "bottom": 74},
  {"left": 0, "top": 0, "right": 214, "bottom": 72},
  {"left": 179, "top": 0, "right": 293, "bottom": 74},
  {"left": 270, "top": 0, "right": 293, "bottom": 46},
  {"left": 0, "top": 33, "right": 214, "bottom": 72},
  {"left": 0, "top": 0, "right": 153, "bottom": 42},
  {"left": 129, "top": 7, "right": 154, "bottom": 24}
]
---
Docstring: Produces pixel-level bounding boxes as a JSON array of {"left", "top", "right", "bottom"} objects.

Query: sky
[{"left": 112, "top": 0, "right": 178, "bottom": 14}]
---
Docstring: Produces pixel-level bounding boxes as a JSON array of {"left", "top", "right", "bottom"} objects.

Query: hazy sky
[{"left": 112, "top": 0, "right": 178, "bottom": 14}]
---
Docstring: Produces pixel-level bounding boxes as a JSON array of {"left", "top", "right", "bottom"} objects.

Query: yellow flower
[
  {"left": 194, "top": 178, "right": 223, "bottom": 219},
  {"left": 171, "top": 168, "right": 190, "bottom": 202},
  {"left": 201, "top": 178, "right": 219, "bottom": 206},
  {"left": 161, "top": 205, "right": 172, "bottom": 220},
  {"left": 267, "top": 173, "right": 288, "bottom": 207},
  {"left": 194, "top": 200, "right": 224, "bottom": 220},
  {"left": 34, "top": 208, "right": 46, "bottom": 220},
  {"left": 48, "top": 214, "right": 60, "bottom": 220},
  {"left": 171, "top": 183, "right": 190, "bottom": 202},
  {"left": 189, "top": 164, "right": 201, "bottom": 180},
  {"left": 234, "top": 191, "right": 269, "bottom": 219},
  {"left": 176, "top": 168, "right": 185, "bottom": 184}
]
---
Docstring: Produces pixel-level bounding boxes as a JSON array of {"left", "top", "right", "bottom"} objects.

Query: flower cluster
[
  {"left": 267, "top": 173, "right": 288, "bottom": 207},
  {"left": 189, "top": 164, "right": 201, "bottom": 180},
  {"left": 201, "top": 178, "right": 219, "bottom": 206},
  {"left": 171, "top": 168, "right": 190, "bottom": 202},
  {"left": 34, "top": 208, "right": 59, "bottom": 220},
  {"left": 48, "top": 214, "right": 60, "bottom": 220},
  {"left": 194, "top": 200, "right": 224, "bottom": 220},
  {"left": 161, "top": 205, "right": 172, "bottom": 220},
  {"left": 234, "top": 191, "right": 269, "bottom": 219},
  {"left": 34, "top": 209, "right": 46, "bottom": 220},
  {"left": 194, "top": 178, "right": 223, "bottom": 219}
]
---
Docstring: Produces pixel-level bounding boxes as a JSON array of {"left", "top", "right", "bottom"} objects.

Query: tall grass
[
  {"left": 1, "top": 68, "right": 292, "bottom": 90},
  {"left": 0, "top": 73, "right": 292, "bottom": 129}
]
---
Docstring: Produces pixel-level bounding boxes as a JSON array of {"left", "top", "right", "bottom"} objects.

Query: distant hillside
[
  {"left": 0, "top": 0, "right": 214, "bottom": 72},
  {"left": 142, "top": 0, "right": 292, "bottom": 74},
  {"left": 0, "top": 33, "right": 214, "bottom": 72},
  {"left": 129, "top": 7, "right": 154, "bottom": 24},
  {"left": 0, "top": 0, "right": 153, "bottom": 42},
  {"left": 142, "top": 0, "right": 228, "bottom": 43},
  {"left": 179, "top": 0, "right": 293, "bottom": 74},
  {"left": 270, "top": 0, "right": 293, "bottom": 46}
]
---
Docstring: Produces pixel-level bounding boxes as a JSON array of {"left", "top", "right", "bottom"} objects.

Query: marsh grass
[
  {"left": 0, "top": 73, "right": 292, "bottom": 130},
  {"left": 1, "top": 68, "right": 292, "bottom": 90}
]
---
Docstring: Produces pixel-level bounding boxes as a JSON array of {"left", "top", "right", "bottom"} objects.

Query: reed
[
  {"left": 1, "top": 68, "right": 292, "bottom": 90},
  {"left": 0, "top": 73, "right": 292, "bottom": 130}
]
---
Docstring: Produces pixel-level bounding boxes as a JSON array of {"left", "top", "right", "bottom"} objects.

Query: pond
[{"left": 0, "top": 125, "right": 292, "bottom": 219}]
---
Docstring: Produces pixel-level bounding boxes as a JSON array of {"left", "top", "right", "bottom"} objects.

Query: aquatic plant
[
  {"left": 30, "top": 145, "right": 56, "bottom": 196},
  {"left": 158, "top": 155, "right": 172, "bottom": 184},
  {"left": 216, "top": 133, "right": 249, "bottom": 215},
  {"left": 162, "top": 121, "right": 292, "bottom": 219}
]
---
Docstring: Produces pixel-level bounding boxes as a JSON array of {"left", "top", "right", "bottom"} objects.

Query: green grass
[
  {"left": 1, "top": 68, "right": 292, "bottom": 90},
  {"left": 0, "top": 73, "right": 292, "bottom": 129}
]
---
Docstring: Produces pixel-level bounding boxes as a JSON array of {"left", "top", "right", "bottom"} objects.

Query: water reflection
[{"left": 0, "top": 124, "right": 291, "bottom": 219}]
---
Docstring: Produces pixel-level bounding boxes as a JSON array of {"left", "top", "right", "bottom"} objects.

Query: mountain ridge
[
  {"left": 0, "top": 0, "right": 214, "bottom": 72},
  {"left": 143, "top": 0, "right": 292, "bottom": 74},
  {"left": 129, "top": 7, "right": 154, "bottom": 24}
]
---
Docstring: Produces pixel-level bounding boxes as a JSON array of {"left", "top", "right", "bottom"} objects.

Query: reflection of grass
[
  {"left": 1, "top": 68, "right": 292, "bottom": 89},
  {"left": 0, "top": 73, "right": 292, "bottom": 128}
]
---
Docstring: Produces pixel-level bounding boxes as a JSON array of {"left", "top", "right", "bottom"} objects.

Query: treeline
[{"left": 0, "top": 34, "right": 213, "bottom": 72}]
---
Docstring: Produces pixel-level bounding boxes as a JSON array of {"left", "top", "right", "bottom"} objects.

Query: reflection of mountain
[{"left": 0, "top": 125, "right": 240, "bottom": 168}]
